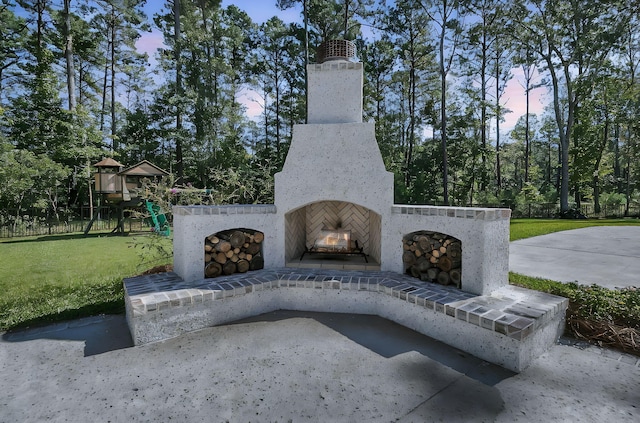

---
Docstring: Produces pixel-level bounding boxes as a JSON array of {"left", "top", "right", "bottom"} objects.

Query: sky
[{"left": 136, "top": 1, "right": 547, "bottom": 135}]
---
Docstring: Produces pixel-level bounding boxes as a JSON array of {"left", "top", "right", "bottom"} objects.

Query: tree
[
  {"left": 255, "top": 17, "right": 290, "bottom": 162},
  {"left": 460, "top": 0, "right": 509, "bottom": 192},
  {"left": 513, "top": 0, "right": 632, "bottom": 212},
  {"left": 153, "top": 1, "right": 252, "bottom": 187},
  {"left": 538, "top": 114, "right": 560, "bottom": 198},
  {"left": 93, "top": 0, "right": 148, "bottom": 153},
  {"left": 512, "top": 45, "right": 543, "bottom": 185},
  {"left": 616, "top": 18, "right": 640, "bottom": 216},
  {"left": 360, "top": 36, "right": 398, "bottom": 168},
  {"left": 277, "top": 0, "right": 310, "bottom": 122},
  {"left": 172, "top": 0, "right": 183, "bottom": 184},
  {"left": 62, "top": 0, "right": 76, "bottom": 111},
  {"left": 10, "top": 1, "right": 70, "bottom": 163},
  {"left": 387, "top": 0, "right": 436, "bottom": 190},
  {"left": 0, "top": 1, "right": 27, "bottom": 105},
  {"left": 307, "top": 0, "right": 364, "bottom": 42},
  {"left": 0, "top": 142, "right": 69, "bottom": 229},
  {"left": 420, "top": 0, "right": 464, "bottom": 205}
]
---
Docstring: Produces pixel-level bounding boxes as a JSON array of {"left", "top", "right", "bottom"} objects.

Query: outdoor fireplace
[
  {"left": 130, "top": 42, "right": 569, "bottom": 374},
  {"left": 172, "top": 48, "right": 511, "bottom": 296}
]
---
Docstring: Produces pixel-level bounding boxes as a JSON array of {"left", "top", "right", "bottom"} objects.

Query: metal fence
[
  {"left": 0, "top": 206, "right": 150, "bottom": 239},
  {"left": 1, "top": 202, "right": 638, "bottom": 239},
  {"left": 577, "top": 204, "right": 640, "bottom": 219},
  {"left": 476, "top": 202, "right": 640, "bottom": 219}
]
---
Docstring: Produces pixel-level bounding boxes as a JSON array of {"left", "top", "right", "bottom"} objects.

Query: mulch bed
[
  {"left": 140, "top": 264, "right": 174, "bottom": 275},
  {"left": 567, "top": 314, "right": 640, "bottom": 357}
]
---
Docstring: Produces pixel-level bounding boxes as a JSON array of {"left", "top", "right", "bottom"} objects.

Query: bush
[
  {"left": 510, "top": 273, "right": 640, "bottom": 355},
  {"left": 600, "top": 192, "right": 626, "bottom": 209}
]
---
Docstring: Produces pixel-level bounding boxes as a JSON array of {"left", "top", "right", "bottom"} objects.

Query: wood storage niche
[
  {"left": 402, "top": 231, "right": 461, "bottom": 288},
  {"left": 204, "top": 228, "right": 265, "bottom": 278}
]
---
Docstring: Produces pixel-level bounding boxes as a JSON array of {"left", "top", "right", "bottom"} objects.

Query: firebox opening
[
  {"left": 284, "top": 201, "right": 381, "bottom": 269},
  {"left": 204, "top": 228, "right": 264, "bottom": 278},
  {"left": 403, "top": 231, "right": 461, "bottom": 288}
]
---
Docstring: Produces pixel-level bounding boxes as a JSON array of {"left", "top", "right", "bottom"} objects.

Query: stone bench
[{"left": 124, "top": 269, "right": 567, "bottom": 372}]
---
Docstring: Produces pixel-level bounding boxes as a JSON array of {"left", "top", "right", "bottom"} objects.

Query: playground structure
[{"left": 85, "top": 159, "right": 171, "bottom": 236}]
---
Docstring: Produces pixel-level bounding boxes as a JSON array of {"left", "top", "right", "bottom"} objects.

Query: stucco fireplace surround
[
  {"left": 126, "top": 44, "right": 567, "bottom": 372},
  {"left": 173, "top": 59, "right": 510, "bottom": 296}
]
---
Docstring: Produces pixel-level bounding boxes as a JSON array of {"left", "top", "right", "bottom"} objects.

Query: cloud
[
  {"left": 501, "top": 67, "right": 549, "bottom": 133},
  {"left": 135, "top": 29, "right": 166, "bottom": 66},
  {"left": 236, "top": 87, "right": 264, "bottom": 119}
]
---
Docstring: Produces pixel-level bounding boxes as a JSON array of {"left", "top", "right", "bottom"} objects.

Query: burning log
[
  {"left": 403, "top": 231, "right": 461, "bottom": 288},
  {"left": 204, "top": 229, "right": 264, "bottom": 278}
]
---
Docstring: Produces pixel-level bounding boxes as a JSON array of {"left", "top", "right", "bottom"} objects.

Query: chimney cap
[{"left": 317, "top": 39, "right": 357, "bottom": 64}]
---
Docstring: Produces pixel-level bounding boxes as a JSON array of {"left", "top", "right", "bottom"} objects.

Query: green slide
[{"left": 144, "top": 200, "right": 171, "bottom": 237}]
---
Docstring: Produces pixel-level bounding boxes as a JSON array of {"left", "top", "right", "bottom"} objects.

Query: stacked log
[
  {"left": 402, "top": 231, "right": 461, "bottom": 288},
  {"left": 204, "top": 229, "right": 265, "bottom": 278}
]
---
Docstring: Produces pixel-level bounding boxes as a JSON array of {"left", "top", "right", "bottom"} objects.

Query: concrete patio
[{"left": 1, "top": 311, "right": 638, "bottom": 422}]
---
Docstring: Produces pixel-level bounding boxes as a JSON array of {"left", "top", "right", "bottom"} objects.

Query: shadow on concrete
[
  {"left": 226, "top": 310, "right": 516, "bottom": 386},
  {"left": 2, "top": 309, "right": 516, "bottom": 387},
  {"left": 2, "top": 314, "right": 133, "bottom": 357}
]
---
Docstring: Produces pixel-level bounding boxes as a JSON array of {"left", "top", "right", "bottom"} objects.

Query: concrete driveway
[{"left": 509, "top": 226, "right": 640, "bottom": 289}]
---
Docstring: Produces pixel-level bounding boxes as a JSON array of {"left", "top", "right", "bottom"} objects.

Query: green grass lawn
[
  {"left": 510, "top": 218, "right": 640, "bottom": 241},
  {"left": 0, "top": 232, "right": 171, "bottom": 330}
]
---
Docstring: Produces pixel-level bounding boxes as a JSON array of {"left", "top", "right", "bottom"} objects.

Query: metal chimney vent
[{"left": 317, "top": 39, "right": 356, "bottom": 63}]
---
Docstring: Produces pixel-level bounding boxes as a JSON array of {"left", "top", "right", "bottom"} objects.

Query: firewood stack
[
  {"left": 402, "top": 231, "right": 461, "bottom": 288},
  {"left": 204, "top": 229, "right": 264, "bottom": 278}
]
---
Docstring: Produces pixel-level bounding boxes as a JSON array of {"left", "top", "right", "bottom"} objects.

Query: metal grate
[{"left": 317, "top": 39, "right": 356, "bottom": 63}]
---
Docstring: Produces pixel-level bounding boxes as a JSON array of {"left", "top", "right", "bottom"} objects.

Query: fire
[{"left": 316, "top": 229, "right": 350, "bottom": 251}]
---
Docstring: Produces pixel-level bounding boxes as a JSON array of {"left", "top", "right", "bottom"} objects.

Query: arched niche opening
[
  {"left": 402, "top": 230, "right": 462, "bottom": 288},
  {"left": 285, "top": 201, "right": 381, "bottom": 268},
  {"left": 204, "top": 228, "right": 264, "bottom": 278}
]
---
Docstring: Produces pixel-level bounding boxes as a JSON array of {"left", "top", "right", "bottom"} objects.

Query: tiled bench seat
[{"left": 124, "top": 269, "right": 567, "bottom": 372}]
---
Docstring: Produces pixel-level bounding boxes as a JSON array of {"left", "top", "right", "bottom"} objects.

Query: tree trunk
[
  {"left": 63, "top": 0, "right": 76, "bottom": 111},
  {"left": 303, "top": 0, "right": 309, "bottom": 123},
  {"left": 110, "top": 5, "right": 116, "bottom": 151},
  {"left": 495, "top": 50, "right": 502, "bottom": 192},
  {"left": 174, "top": 0, "right": 184, "bottom": 184}
]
